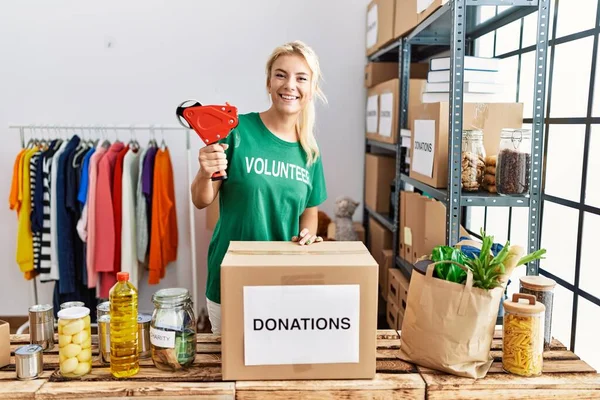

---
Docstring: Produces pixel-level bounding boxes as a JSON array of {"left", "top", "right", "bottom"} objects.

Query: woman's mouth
[{"left": 279, "top": 94, "right": 299, "bottom": 101}]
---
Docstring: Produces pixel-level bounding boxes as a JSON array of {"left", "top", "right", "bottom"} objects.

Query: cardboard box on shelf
[
  {"left": 366, "top": 0, "right": 396, "bottom": 56},
  {"left": 366, "top": 78, "right": 427, "bottom": 145},
  {"left": 365, "top": 62, "right": 398, "bottom": 88},
  {"left": 387, "top": 268, "right": 409, "bottom": 314},
  {"left": 220, "top": 241, "right": 378, "bottom": 381},
  {"left": 0, "top": 320, "right": 9, "bottom": 368},
  {"left": 368, "top": 218, "right": 393, "bottom": 270},
  {"left": 409, "top": 102, "right": 524, "bottom": 188},
  {"left": 417, "top": 0, "right": 449, "bottom": 24},
  {"left": 365, "top": 153, "right": 396, "bottom": 213},
  {"left": 404, "top": 193, "right": 426, "bottom": 263},
  {"left": 395, "top": 0, "right": 419, "bottom": 38},
  {"left": 379, "top": 249, "right": 394, "bottom": 299}
]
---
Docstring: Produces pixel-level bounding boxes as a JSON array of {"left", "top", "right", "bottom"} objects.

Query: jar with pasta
[
  {"left": 502, "top": 293, "right": 545, "bottom": 377},
  {"left": 57, "top": 306, "right": 92, "bottom": 378}
]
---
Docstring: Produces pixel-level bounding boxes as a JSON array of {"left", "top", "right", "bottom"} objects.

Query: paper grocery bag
[{"left": 398, "top": 261, "right": 504, "bottom": 379}]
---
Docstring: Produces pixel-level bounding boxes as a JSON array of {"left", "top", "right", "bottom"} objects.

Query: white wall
[{"left": 0, "top": 0, "right": 369, "bottom": 316}]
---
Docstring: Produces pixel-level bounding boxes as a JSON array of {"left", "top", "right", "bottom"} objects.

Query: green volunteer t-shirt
[{"left": 206, "top": 112, "right": 328, "bottom": 303}]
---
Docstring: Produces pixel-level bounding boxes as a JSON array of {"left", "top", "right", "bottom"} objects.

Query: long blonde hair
[{"left": 265, "top": 40, "right": 327, "bottom": 166}]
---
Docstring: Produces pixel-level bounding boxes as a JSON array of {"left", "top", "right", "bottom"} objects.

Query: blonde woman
[{"left": 191, "top": 41, "right": 328, "bottom": 333}]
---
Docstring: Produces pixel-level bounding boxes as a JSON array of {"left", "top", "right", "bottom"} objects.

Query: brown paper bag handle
[{"left": 425, "top": 261, "right": 473, "bottom": 316}]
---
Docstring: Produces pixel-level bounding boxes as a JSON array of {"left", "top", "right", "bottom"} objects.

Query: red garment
[
  {"left": 112, "top": 145, "right": 129, "bottom": 275},
  {"left": 148, "top": 148, "right": 178, "bottom": 284},
  {"left": 94, "top": 141, "right": 125, "bottom": 298}
]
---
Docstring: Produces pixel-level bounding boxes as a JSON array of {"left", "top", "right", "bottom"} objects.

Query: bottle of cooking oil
[{"left": 109, "top": 271, "right": 139, "bottom": 378}]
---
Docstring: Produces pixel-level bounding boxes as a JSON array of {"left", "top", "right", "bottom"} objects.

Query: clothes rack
[{"left": 8, "top": 124, "right": 200, "bottom": 323}]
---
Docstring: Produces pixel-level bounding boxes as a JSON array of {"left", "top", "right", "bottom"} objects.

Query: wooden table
[{"left": 1, "top": 329, "right": 598, "bottom": 399}]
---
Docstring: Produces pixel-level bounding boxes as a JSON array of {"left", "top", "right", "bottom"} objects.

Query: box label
[
  {"left": 150, "top": 327, "right": 175, "bottom": 349},
  {"left": 243, "top": 285, "right": 360, "bottom": 366},
  {"left": 378, "top": 92, "right": 394, "bottom": 137},
  {"left": 366, "top": 95, "right": 378, "bottom": 133},
  {"left": 366, "top": 5, "right": 378, "bottom": 48},
  {"left": 412, "top": 120, "right": 436, "bottom": 178}
]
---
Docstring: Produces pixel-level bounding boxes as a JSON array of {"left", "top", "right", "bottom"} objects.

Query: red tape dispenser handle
[{"left": 176, "top": 100, "right": 239, "bottom": 181}]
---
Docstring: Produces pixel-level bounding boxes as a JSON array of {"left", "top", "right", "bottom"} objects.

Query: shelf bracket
[{"left": 528, "top": 0, "right": 550, "bottom": 275}]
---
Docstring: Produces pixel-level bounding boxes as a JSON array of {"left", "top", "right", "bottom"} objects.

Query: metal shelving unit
[{"left": 363, "top": 0, "right": 550, "bottom": 279}]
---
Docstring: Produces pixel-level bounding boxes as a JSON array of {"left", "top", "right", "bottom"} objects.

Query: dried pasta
[{"left": 502, "top": 313, "right": 543, "bottom": 376}]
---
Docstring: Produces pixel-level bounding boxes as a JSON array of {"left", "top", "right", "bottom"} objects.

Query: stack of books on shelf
[{"left": 421, "top": 56, "right": 503, "bottom": 103}]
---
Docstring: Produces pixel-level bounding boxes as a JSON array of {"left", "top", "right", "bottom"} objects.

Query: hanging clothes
[
  {"left": 49, "top": 140, "right": 69, "bottom": 282},
  {"left": 39, "top": 140, "right": 62, "bottom": 280},
  {"left": 136, "top": 147, "right": 150, "bottom": 264},
  {"left": 16, "top": 147, "right": 40, "bottom": 279},
  {"left": 83, "top": 143, "right": 108, "bottom": 289},
  {"left": 30, "top": 151, "right": 42, "bottom": 274},
  {"left": 148, "top": 147, "right": 178, "bottom": 284},
  {"left": 9, "top": 148, "right": 27, "bottom": 213},
  {"left": 95, "top": 141, "right": 125, "bottom": 299},
  {"left": 112, "top": 145, "right": 130, "bottom": 276},
  {"left": 121, "top": 148, "right": 141, "bottom": 287}
]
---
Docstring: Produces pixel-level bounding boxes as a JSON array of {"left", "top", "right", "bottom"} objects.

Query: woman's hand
[
  {"left": 292, "top": 228, "right": 323, "bottom": 246},
  {"left": 198, "top": 143, "right": 229, "bottom": 179}
]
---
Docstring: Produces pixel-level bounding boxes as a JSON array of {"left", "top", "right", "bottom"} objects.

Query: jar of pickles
[
  {"left": 502, "top": 293, "right": 545, "bottom": 377},
  {"left": 57, "top": 306, "right": 92, "bottom": 378},
  {"left": 150, "top": 288, "right": 197, "bottom": 371}
]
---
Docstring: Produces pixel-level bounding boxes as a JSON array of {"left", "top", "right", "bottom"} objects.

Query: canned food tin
[
  {"left": 15, "top": 344, "right": 43, "bottom": 380},
  {"left": 96, "top": 301, "right": 110, "bottom": 320},
  {"left": 60, "top": 301, "right": 85, "bottom": 310},
  {"left": 138, "top": 313, "right": 152, "bottom": 358},
  {"left": 98, "top": 315, "right": 110, "bottom": 364},
  {"left": 28, "top": 304, "right": 54, "bottom": 350}
]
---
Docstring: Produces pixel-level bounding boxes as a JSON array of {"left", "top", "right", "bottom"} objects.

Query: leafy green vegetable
[{"left": 431, "top": 246, "right": 467, "bottom": 283}]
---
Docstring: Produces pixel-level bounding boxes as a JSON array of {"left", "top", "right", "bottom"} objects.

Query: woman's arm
[
  {"left": 190, "top": 173, "right": 222, "bottom": 209},
  {"left": 190, "top": 143, "right": 229, "bottom": 209},
  {"left": 295, "top": 206, "right": 319, "bottom": 245}
]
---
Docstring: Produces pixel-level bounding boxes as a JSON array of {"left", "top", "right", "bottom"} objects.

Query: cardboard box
[
  {"left": 365, "top": 62, "right": 429, "bottom": 89},
  {"left": 365, "top": 153, "right": 396, "bottom": 213},
  {"left": 387, "top": 268, "right": 408, "bottom": 312},
  {"left": 417, "top": 0, "right": 449, "bottom": 24},
  {"left": 403, "top": 193, "right": 426, "bottom": 263},
  {"left": 367, "top": 78, "right": 427, "bottom": 145},
  {"left": 386, "top": 294, "right": 401, "bottom": 330},
  {"left": 0, "top": 320, "right": 9, "bottom": 368},
  {"left": 326, "top": 222, "right": 366, "bottom": 243},
  {"left": 395, "top": 0, "right": 419, "bottom": 38},
  {"left": 369, "top": 218, "right": 393, "bottom": 269},
  {"left": 379, "top": 249, "right": 394, "bottom": 299},
  {"left": 365, "top": 62, "right": 398, "bottom": 88},
  {"left": 221, "top": 241, "right": 378, "bottom": 381},
  {"left": 366, "top": 0, "right": 396, "bottom": 56},
  {"left": 409, "top": 102, "right": 524, "bottom": 188}
]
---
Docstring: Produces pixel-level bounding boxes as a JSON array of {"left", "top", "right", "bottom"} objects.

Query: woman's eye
[
  {"left": 276, "top": 73, "right": 285, "bottom": 78},
  {"left": 298, "top": 77, "right": 307, "bottom": 82}
]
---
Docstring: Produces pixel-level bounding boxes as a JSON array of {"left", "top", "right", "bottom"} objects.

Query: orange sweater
[{"left": 148, "top": 148, "right": 178, "bottom": 284}]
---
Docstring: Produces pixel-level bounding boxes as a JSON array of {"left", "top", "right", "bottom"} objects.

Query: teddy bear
[{"left": 334, "top": 196, "right": 360, "bottom": 241}]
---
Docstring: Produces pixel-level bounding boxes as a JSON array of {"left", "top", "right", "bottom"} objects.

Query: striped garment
[{"left": 29, "top": 151, "right": 41, "bottom": 272}]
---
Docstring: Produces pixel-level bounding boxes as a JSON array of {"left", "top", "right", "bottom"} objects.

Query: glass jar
[
  {"left": 57, "top": 306, "right": 92, "bottom": 378},
  {"left": 461, "top": 130, "right": 486, "bottom": 191},
  {"left": 497, "top": 128, "right": 532, "bottom": 195},
  {"left": 520, "top": 276, "right": 556, "bottom": 350},
  {"left": 502, "top": 293, "right": 545, "bottom": 377},
  {"left": 150, "top": 288, "right": 197, "bottom": 371}
]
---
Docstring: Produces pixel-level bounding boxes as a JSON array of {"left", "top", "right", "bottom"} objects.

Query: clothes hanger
[
  {"left": 148, "top": 126, "right": 158, "bottom": 148},
  {"left": 159, "top": 126, "right": 167, "bottom": 151},
  {"left": 127, "top": 125, "right": 140, "bottom": 151}
]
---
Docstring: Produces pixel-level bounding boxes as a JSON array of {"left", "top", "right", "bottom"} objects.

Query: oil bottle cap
[{"left": 117, "top": 272, "right": 130, "bottom": 282}]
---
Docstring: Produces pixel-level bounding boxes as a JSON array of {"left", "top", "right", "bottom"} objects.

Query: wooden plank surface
[
  {"left": 0, "top": 379, "right": 46, "bottom": 400},
  {"left": 36, "top": 381, "right": 235, "bottom": 399},
  {"left": 234, "top": 373, "right": 426, "bottom": 400},
  {"left": 422, "top": 372, "right": 600, "bottom": 399}
]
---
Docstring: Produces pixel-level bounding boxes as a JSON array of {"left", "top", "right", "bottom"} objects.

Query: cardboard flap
[{"left": 223, "top": 241, "right": 377, "bottom": 268}]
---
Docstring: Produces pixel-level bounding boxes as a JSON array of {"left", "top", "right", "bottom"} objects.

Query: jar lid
[
  {"left": 152, "top": 288, "right": 190, "bottom": 305},
  {"left": 96, "top": 301, "right": 110, "bottom": 312},
  {"left": 501, "top": 128, "right": 531, "bottom": 138},
  {"left": 57, "top": 306, "right": 90, "bottom": 320},
  {"left": 463, "top": 129, "right": 483, "bottom": 138},
  {"left": 137, "top": 313, "right": 152, "bottom": 325},
  {"left": 520, "top": 275, "right": 556, "bottom": 291},
  {"left": 98, "top": 315, "right": 111, "bottom": 323},
  {"left": 28, "top": 304, "right": 53, "bottom": 313},
  {"left": 503, "top": 293, "right": 545, "bottom": 315},
  {"left": 15, "top": 344, "right": 43, "bottom": 357}
]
